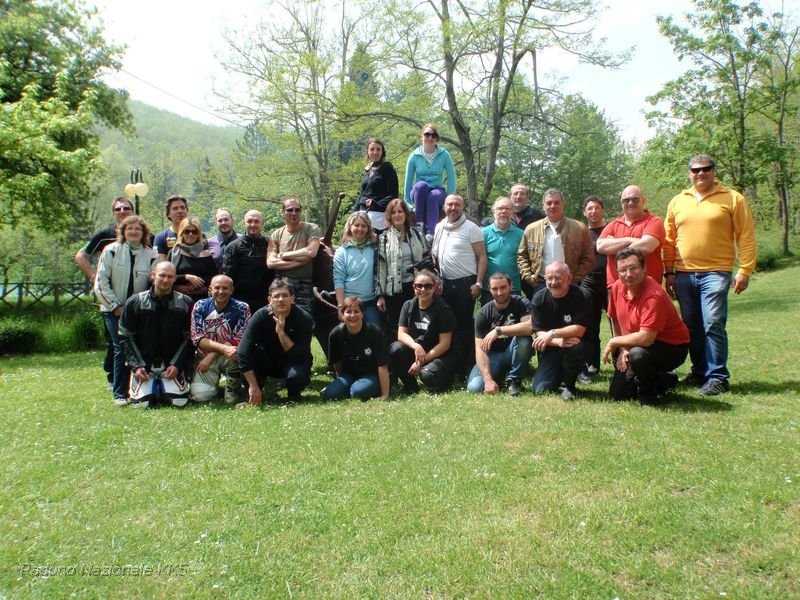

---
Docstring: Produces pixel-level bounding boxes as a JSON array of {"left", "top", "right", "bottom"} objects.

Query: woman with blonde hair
[
  {"left": 376, "top": 198, "right": 429, "bottom": 340},
  {"left": 404, "top": 123, "right": 457, "bottom": 235},
  {"left": 167, "top": 217, "right": 218, "bottom": 303},
  {"left": 333, "top": 212, "right": 381, "bottom": 325},
  {"left": 95, "top": 215, "right": 158, "bottom": 406}
]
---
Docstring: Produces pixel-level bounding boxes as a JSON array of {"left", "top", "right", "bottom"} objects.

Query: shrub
[{"left": 0, "top": 319, "right": 42, "bottom": 355}]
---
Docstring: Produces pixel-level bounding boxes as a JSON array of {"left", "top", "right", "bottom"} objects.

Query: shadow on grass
[
  {"left": 731, "top": 379, "right": 800, "bottom": 395},
  {"left": 576, "top": 387, "right": 734, "bottom": 413}
]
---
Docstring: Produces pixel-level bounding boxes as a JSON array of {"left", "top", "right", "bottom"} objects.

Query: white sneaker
[{"left": 171, "top": 396, "right": 189, "bottom": 408}]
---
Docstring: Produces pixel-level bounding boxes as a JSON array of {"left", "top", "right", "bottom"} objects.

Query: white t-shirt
[{"left": 434, "top": 219, "right": 484, "bottom": 279}]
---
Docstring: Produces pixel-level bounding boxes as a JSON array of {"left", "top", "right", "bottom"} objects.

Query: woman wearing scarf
[
  {"left": 354, "top": 138, "right": 399, "bottom": 233},
  {"left": 403, "top": 123, "right": 457, "bottom": 236},
  {"left": 376, "top": 199, "right": 429, "bottom": 341},
  {"left": 167, "top": 217, "right": 218, "bottom": 304},
  {"left": 95, "top": 215, "right": 158, "bottom": 406},
  {"left": 333, "top": 212, "right": 381, "bottom": 326}
]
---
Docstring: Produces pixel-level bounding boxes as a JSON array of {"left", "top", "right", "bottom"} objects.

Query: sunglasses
[
  {"left": 621, "top": 197, "right": 641, "bottom": 204},
  {"left": 690, "top": 165, "right": 714, "bottom": 174},
  {"left": 183, "top": 229, "right": 199, "bottom": 235},
  {"left": 284, "top": 207, "right": 301, "bottom": 213},
  {"left": 114, "top": 206, "right": 132, "bottom": 212},
  {"left": 413, "top": 282, "right": 434, "bottom": 290},
  {"left": 422, "top": 132, "right": 437, "bottom": 138}
]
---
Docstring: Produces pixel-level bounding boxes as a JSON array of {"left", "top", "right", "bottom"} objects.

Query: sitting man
[
  {"left": 603, "top": 248, "right": 690, "bottom": 406},
  {"left": 119, "top": 261, "right": 194, "bottom": 408},
  {"left": 504, "top": 261, "right": 588, "bottom": 401},
  {"left": 237, "top": 280, "right": 314, "bottom": 405},
  {"left": 190, "top": 275, "right": 251, "bottom": 404},
  {"left": 467, "top": 272, "right": 532, "bottom": 396}
]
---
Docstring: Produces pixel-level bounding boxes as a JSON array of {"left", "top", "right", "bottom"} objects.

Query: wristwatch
[
  {"left": 548, "top": 329, "right": 557, "bottom": 338},
  {"left": 495, "top": 326, "right": 503, "bottom": 336}
]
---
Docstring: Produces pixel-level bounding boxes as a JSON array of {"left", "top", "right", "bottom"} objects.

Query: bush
[{"left": 0, "top": 319, "right": 42, "bottom": 355}]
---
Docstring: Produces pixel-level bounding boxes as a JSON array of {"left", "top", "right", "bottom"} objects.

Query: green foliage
[
  {"left": 0, "top": 0, "right": 131, "bottom": 232},
  {"left": 0, "top": 318, "right": 40, "bottom": 354}
]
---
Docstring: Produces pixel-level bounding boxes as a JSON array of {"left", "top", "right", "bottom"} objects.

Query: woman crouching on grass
[
  {"left": 389, "top": 269, "right": 457, "bottom": 395},
  {"left": 322, "top": 297, "right": 390, "bottom": 401}
]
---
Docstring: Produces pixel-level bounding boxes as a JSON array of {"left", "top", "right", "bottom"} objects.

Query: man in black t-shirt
[
  {"left": 505, "top": 261, "right": 588, "bottom": 401},
  {"left": 467, "top": 273, "right": 532, "bottom": 396},
  {"left": 237, "top": 280, "right": 313, "bottom": 404}
]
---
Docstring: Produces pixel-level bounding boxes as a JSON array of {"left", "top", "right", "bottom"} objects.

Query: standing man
[
  {"left": 74, "top": 195, "right": 134, "bottom": 388},
  {"left": 223, "top": 209, "right": 274, "bottom": 313},
  {"left": 190, "top": 275, "right": 251, "bottom": 404},
  {"left": 206, "top": 208, "right": 240, "bottom": 271},
  {"left": 510, "top": 183, "right": 545, "bottom": 230},
  {"left": 597, "top": 185, "right": 665, "bottom": 287},
  {"left": 154, "top": 194, "right": 189, "bottom": 260},
  {"left": 267, "top": 198, "right": 321, "bottom": 313},
  {"left": 603, "top": 248, "right": 690, "bottom": 406},
  {"left": 504, "top": 261, "right": 589, "bottom": 401},
  {"left": 431, "top": 194, "right": 487, "bottom": 364},
  {"left": 663, "top": 154, "right": 756, "bottom": 396},
  {"left": 481, "top": 197, "right": 524, "bottom": 305},
  {"left": 118, "top": 262, "right": 194, "bottom": 408},
  {"left": 579, "top": 195, "right": 608, "bottom": 382},
  {"left": 467, "top": 273, "right": 532, "bottom": 396},
  {"left": 237, "top": 280, "right": 314, "bottom": 405},
  {"left": 517, "top": 188, "right": 594, "bottom": 298}
]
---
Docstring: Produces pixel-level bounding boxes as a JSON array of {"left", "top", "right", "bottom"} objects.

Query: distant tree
[{"left": 0, "top": 0, "right": 131, "bottom": 232}]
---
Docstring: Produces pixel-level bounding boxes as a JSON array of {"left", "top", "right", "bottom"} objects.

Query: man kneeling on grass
[
  {"left": 119, "top": 262, "right": 194, "bottom": 408},
  {"left": 237, "top": 279, "right": 313, "bottom": 405},
  {"left": 190, "top": 275, "right": 251, "bottom": 404},
  {"left": 603, "top": 248, "right": 690, "bottom": 406}
]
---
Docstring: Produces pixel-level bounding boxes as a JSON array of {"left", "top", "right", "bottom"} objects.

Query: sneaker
[
  {"left": 560, "top": 387, "right": 575, "bottom": 402},
  {"left": 171, "top": 396, "right": 189, "bottom": 408},
  {"left": 224, "top": 389, "right": 240, "bottom": 405},
  {"left": 130, "top": 399, "right": 149, "bottom": 409},
  {"left": 113, "top": 397, "right": 129, "bottom": 407},
  {"left": 681, "top": 373, "right": 706, "bottom": 387},
  {"left": 577, "top": 372, "right": 592, "bottom": 386},
  {"left": 586, "top": 365, "right": 599, "bottom": 376},
  {"left": 506, "top": 379, "right": 522, "bottom": 397},
  {"left": 698, "top": 379, "right": 730, "bottom": 396},
  {"left": 639, "top": 394, "right": 658, "bottom": 407}
]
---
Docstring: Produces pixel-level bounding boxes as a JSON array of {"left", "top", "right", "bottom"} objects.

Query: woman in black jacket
[{"left": 354, "top": 138, "right": 399, "bottom": 233}]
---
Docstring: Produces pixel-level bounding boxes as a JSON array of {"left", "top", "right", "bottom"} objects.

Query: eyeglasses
[
  {"left": 621, "top": 197, "right": 641, "bottom": 204},
  {"left": 114, "top": 206, "right": 132, "bottom": 212},
  {"left": 422, "top": 132, "right": 437, "bottom": 138},
  {"left": 183, "top": 229, "right": 199, "bottom": 235},
  {"left": 413, "top": 282, "right": 434, "bottom": 290},
  {"left": 690, "top": 165, "right": 714, "bottom": 174},
  {"left": 283, "top": 207, "right": 301, "bottom": 213}
]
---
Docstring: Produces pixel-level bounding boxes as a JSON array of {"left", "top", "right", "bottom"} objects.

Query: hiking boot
[
  {"left": 560, "top": 386, "right": 576, "bottom": 402},
  {"left": 506, "top": 379, "right": 522, "bottom": 397},
  {"left": 577, "top": 372, "right": 592, "bottom": 386},
  {"left": 698, "top": 379, "right": 730, "bottom": 396}
]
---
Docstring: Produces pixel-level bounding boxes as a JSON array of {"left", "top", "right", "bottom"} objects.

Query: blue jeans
[
  {"left": 322, "top": 373, "right": 381, "bottom": 400},
  {"left": 675, "top": 271, "right": 731, "bottom": 382},
  {"left": 467, "top": 336, "right": 532, "bottom": 392},
  {"left": 102, "top": 312, "right": 129, "bottom": 400},
  {"left": 361, "top": 301, "right": 382, "bottom": 327}
]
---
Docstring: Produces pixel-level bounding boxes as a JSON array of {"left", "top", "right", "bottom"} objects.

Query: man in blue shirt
[{"left": 482, "top": 196, "right": 523, "bottom": 305}]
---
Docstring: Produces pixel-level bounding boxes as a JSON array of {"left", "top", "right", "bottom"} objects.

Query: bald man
[
  {"left": 190, "top": 275, "right": 251, "bottom": 404},
  {"left": 222, "top": 209, "right": 274, "bottom": 312}
]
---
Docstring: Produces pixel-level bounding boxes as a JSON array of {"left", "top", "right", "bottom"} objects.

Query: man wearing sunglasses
[
  {"left": 597, "top": 185, "right": 665, "bottom": 287},
  {"left": 663, "top": 154, "right": 756, "bottom": 397},
  {"left": 267, "top": 198, "right": 320, "bottom": 314}
]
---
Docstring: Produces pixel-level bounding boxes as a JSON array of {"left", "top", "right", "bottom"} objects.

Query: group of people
[{"left": 77, "top": 139, "right": 755, "bottom": 408}]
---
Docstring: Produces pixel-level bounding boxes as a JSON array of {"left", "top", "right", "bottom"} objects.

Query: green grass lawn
[{"left": 1, "top": 263, "right": 798, "bottom": 598}]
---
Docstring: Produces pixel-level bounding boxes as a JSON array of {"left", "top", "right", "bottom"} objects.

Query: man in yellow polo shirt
[{"left": 663, "top": 154, "right": 756, "bottom": 397}]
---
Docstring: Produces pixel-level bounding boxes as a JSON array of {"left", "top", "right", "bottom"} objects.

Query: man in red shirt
[
  {"left": 597, "top": 185, "right": 665, "bottom": 287},
  {"left": 603, "top": 248, "right": 689, "bottom": 406}
]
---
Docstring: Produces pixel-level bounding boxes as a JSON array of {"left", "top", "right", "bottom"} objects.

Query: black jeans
[
  {"left": 442, "top": 275, "right": 477, "bottom": 370},
  {"left": 579, "top": 275, "right": 608, "bottom": 371},
  {"left": 609, "top": 341, "right": 689, "bottom": 399},
  {"left": 389, "top": 341, "right": 457, "bottom": 392}
]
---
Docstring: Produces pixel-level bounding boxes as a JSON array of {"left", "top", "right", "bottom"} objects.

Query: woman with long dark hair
[{"left": 354, "top": 138, "right": 399, "bottom": 233}]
